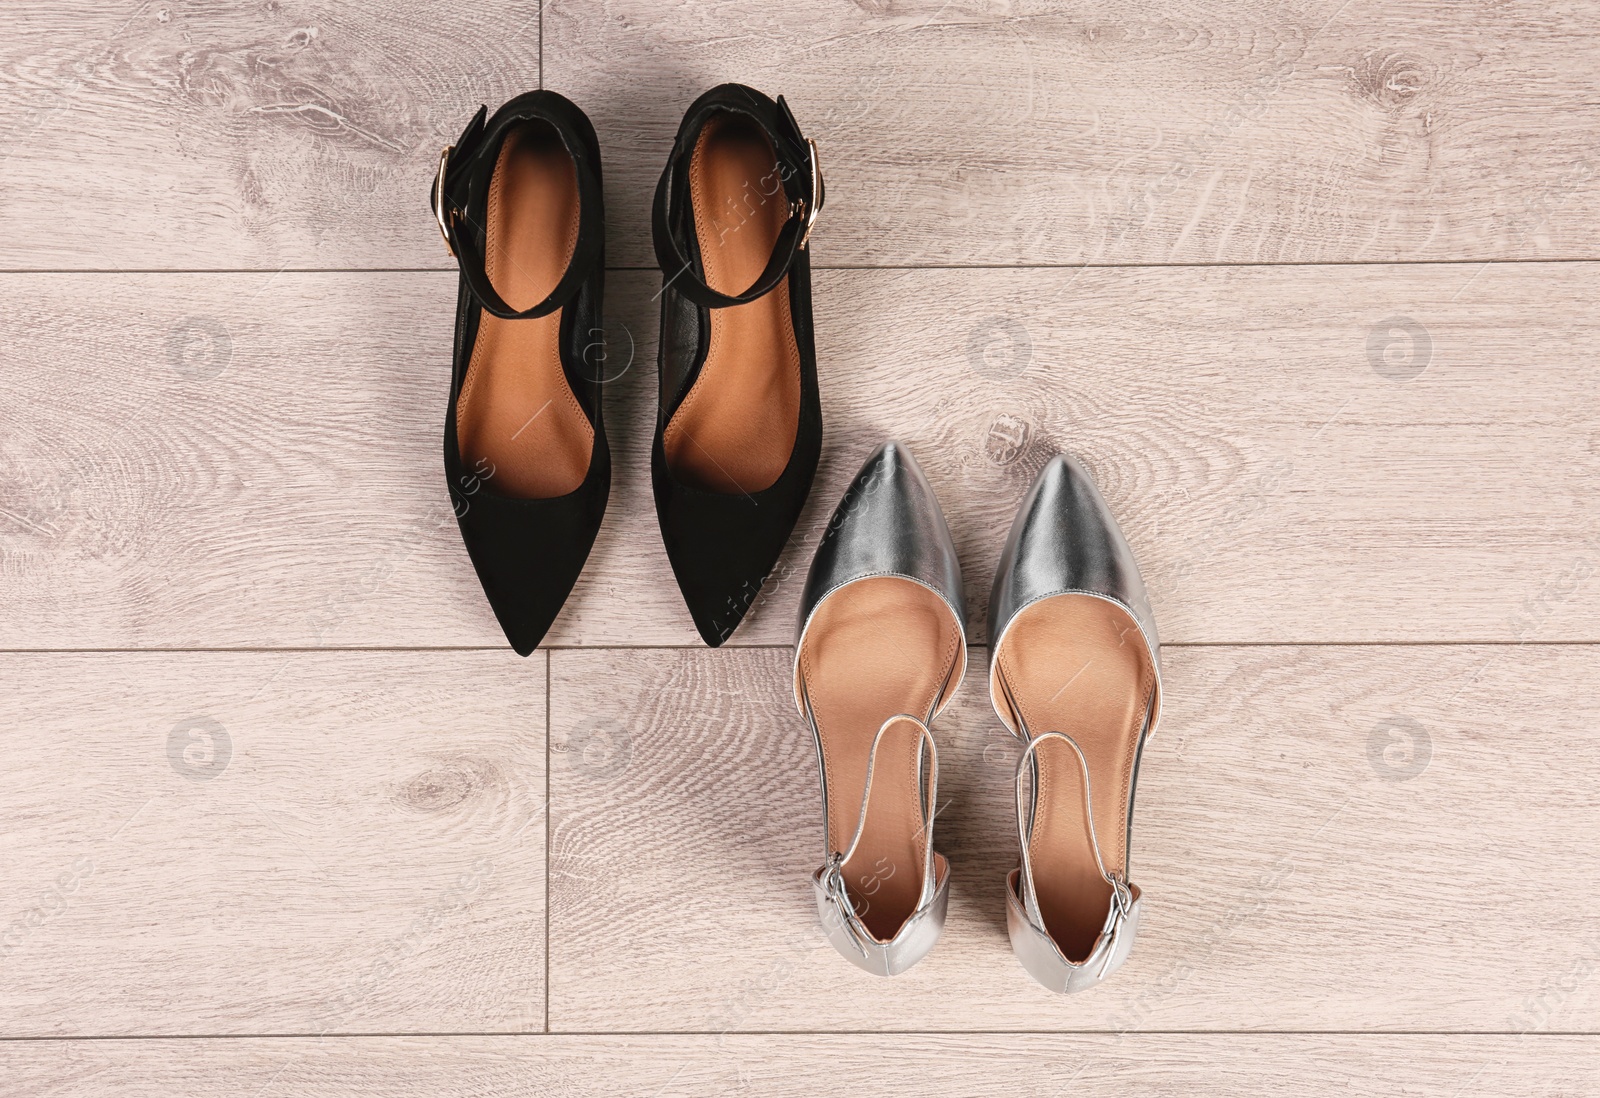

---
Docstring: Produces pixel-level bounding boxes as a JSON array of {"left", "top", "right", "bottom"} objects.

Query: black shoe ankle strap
[
  {"left": 431, "top": 93, "right": 604, "bottom": 321},
  {"left": 651, "top": 85, "right": 824, "bottom": 310}
]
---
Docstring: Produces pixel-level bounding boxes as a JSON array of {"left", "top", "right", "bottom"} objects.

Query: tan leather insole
[
  {"left": 799, "top": 578, "right": 961, "bottom": 941},
  {"left": 662, "top": 113, "right": 801, "bottom": 495},
  {"left": 995, "top": 595, "right": 1154, "bottom": 962},
  {"left": 456, "top": 123, "right": 593, "bottom": 499}
]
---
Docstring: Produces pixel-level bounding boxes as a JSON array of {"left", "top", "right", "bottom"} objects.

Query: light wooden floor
[{"left": 3, "top": 2, "right": 1599, "bottom": 1094}]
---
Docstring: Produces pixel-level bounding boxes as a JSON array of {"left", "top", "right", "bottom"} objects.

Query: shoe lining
[
  {"left": 995, "top": 594, "right": 1154, "bottom": 962},
  {"left": 456, "top": 121, "right": 594, "bottom": 499},
  {"left": 663, "top": 112, "right": 801, "bottom": 495},
  {"left": 799, "top": 577, "right": 961, "bottom": 942}
]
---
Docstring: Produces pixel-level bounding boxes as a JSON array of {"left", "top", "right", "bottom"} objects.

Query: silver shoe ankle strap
[
  {"left": 815, "top": 713, "right": 942, "bottom": 950},
  {"left": 1014, "top": 730, "right": 1134, "bottom": 972}
]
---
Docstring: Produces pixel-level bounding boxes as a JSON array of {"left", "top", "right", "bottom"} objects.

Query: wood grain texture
[
  {"left": 0, "top": 651, "right": 547, "bottom": 1037},
  {"left": 3, "top": 264, "right": 1596, "bottom": 648},
  {"left": 0, "top": 1, "right": 537, "bottom": 270},
  {"left": 547, "top": 644, "right": 1600, "bottom": 1031},
  {"left": 3, "top": 1034, "right": 1598, "bottom": 1097},
  {"left": 547, "top": 0, "right": 1600, "bottom": 268},
  {"left": 3, "top": 0, "right": 1597, "bottom": 1080},
  {"left": 8, "top": 2, "right": 1600, "bottom": 268}
]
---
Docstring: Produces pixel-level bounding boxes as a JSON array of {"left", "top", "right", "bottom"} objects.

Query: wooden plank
[
  {"left": 0, "top": 651, "right": 547, "bottom": 1037},
  {"left": 3, "top": 1034, "right": 1598, "bottom": 1096},
  {"left": 550, "top": 0, "right": 1600, "bottom": 267},
  {"left": 543, "top": 0, "right": 1600, "bottom": 268},
  {"left": 2, "top": 264, "right": 1596, "bottom": 648},
  {"left": 6, "top": 3, "right": 1600, "bottom": 269},
  {"left": 0, "top": 1, "right": 537, "bottom": 270},
  {"left": 547, "top": 643, "right": 1600, "bottom": 1031}
]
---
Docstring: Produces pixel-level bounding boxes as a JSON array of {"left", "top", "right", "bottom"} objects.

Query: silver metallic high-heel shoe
[
  {"left": 793, "top": 441, "right": 966, "bottom": 976},
  {"left": 987, "top": 453, "right": 1162, "bottom": 993}
]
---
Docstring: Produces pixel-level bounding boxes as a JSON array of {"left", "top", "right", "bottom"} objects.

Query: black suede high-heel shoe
[
  {"left": 650, "top": 83, "right": 825, "bottom": 647},
  {"left": 431, "top": 91, "right": 608, "bottom": 656}
]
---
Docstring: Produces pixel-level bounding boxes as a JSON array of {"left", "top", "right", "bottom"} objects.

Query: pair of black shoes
[{"left": 431, "top": 85, "right": 825, "bottom": 654}]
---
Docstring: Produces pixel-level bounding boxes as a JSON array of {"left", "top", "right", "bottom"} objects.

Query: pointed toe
[
  {"left": 653, "top": 475, "right": 804, "bottom": 646},
  {"left": 988, "top": 450, "right": 1159, "bottom": 666},
  {"left": 691, "top": 614, "right": 730, "bottom": 649},
  {"left": 798, "top": 440, "right": 964, "bottom": 651},
  {"left": 652, "top": 413, "right": 818, "bottom": 645},
  {"left": 454, "top": 482, "right": 606, "bottom": 655},
  {"left": 489, "top": 589, "right": 560, "bottom": 658},
  {"left": 684, "top": 578, "right": 743, "bottom": 648}
]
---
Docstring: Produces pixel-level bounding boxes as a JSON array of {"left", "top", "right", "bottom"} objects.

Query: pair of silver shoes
[{"left": 792, "top": 442, "right": 1162, "bottom": 992}]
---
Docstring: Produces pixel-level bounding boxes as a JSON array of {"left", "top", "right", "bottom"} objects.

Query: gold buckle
[
  {"left": 434, "top": 145, "right": 456, "bottom": 257},
  {"left": 798, "top": 137, "right": 823, "bottom": 250}
]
